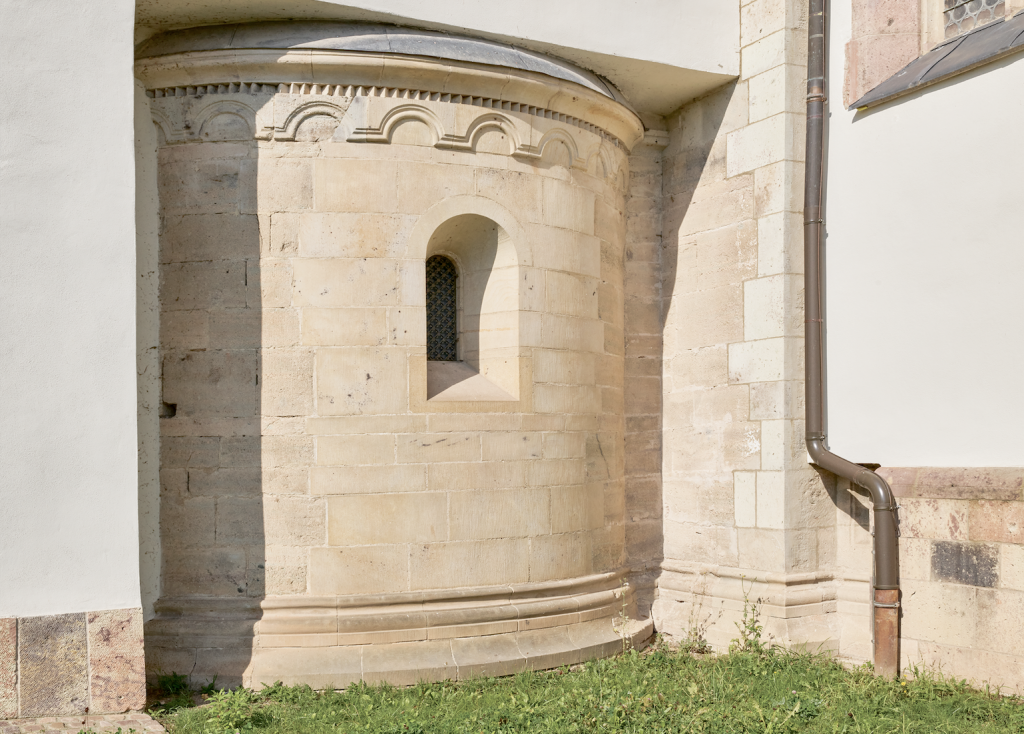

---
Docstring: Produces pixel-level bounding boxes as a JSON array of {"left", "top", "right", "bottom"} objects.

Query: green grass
[{"left": 153, "top": 640, "right": 1024, "bottom": 734}]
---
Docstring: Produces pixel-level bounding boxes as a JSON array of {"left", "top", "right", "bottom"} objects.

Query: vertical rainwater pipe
[{"left": 804, "top": 0, "right": 901, "bottom": 678}]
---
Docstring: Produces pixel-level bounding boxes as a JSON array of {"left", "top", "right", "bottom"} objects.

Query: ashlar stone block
[
  {"left": 162, "top": 351, "right": 257, "bottom": 417},
  {"left": 397, "top": 433, "right": 481, "bottom": 464},
  {"left": 310, "top": 546, "right": 410, "bottom": 595},
  {"left": 301, "top": 308, "right": 387, "bottom": 347},
  {"left": 161, "top": 213, "right": 262, "bottom": 263},
  {"left": 292, "top": 258, "right": 399, "bottom": 308},
  {"left": 312, "top": 464, "right": 426, "bottom": 495},
  {"left": 449, "top": 488, "right": 551, "bottom": 540},
  {"left": 0, "top": 618, "right": 16, "bottom": 718},
  {"left": 161, "top": 261, "right": 247, "bottom": 311},
  {"left": 316, "top": 347, "right": 408, "bottom": 415},
  {"left": 410, "top": 539, "right": 530, "bottom": 589},
  {"left": 328, "top": 493, "right": 446, "bottom": 546},
  {"left": 314, "top": 159, "right": 398, "bottom": 213},
  {"left": 261, "top": 348, "right": 314, "bottom": 417},
  {"left": 18, "top": 614, "right": 89, "bottom": 717},
  {"left": 87, "top": 609, "right": 146, "bottom": 714},
  {"left": 316, "top": 433, "right": 397, "bottom": 466},
  {"left": 734, "top": 471, "right": 757, "bottom": 527}
]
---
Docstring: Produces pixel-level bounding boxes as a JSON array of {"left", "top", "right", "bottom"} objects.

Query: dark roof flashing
[{"left": 851, "top": 10, "right": 1024, "bottom": 110}]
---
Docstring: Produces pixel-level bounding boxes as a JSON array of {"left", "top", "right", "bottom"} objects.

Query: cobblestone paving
[{"left": 0, "top": 714, "right": 164, "bottom": 734}]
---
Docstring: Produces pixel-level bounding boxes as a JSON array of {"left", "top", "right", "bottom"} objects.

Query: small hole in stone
[{"left": 160, "top": 402, "right": 177, "bottom": 418}]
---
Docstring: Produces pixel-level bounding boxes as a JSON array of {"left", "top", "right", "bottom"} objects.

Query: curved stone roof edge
[{"left": 136, "top": 21, "right": 631, "bottom": 108}]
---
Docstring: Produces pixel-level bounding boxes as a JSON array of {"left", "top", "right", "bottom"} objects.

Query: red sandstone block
[
  {"left": 87, "top": 609, "right": 146, "bottom": 714},
  {"left": 880, "top": 468, "right": 1023, "bottom": 501},
  {"left": 916, "top": 468, "right": 1023, "bottom": 501},
  {"left": 970, "top": 501, "right": 1024, "bottom": 544},
  {"left": 878, "top": 467, "right": 919, "bottom": 496},
  {"left": 0, "top": 619, "right": 16, "bottom": 719},
  {"left": 851, "top": 0, "right": 920, "bottom": 36}
]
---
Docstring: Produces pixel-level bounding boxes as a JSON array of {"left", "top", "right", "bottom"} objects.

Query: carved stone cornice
[{"left": 136, "top": 44, "right": 644, "bottom": 151}]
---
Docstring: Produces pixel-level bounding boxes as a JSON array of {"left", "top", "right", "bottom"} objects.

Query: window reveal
[
  {"left": 945, "top": 0, "right": 1005, "bottom": 39},
  {"left": 426, "top": 255, "right": 458, "bottom": 361}
]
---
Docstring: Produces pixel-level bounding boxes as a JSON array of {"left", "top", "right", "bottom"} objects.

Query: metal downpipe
[{"left": 804, "top": 0, "right": 901, "bottom": 678}]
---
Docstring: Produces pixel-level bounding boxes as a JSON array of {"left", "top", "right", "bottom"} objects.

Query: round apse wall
[{"left": 139, "top": 21, "right": 649, "bottom": 689}]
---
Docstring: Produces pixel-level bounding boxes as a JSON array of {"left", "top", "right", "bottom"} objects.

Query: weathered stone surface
[
  {"left": 162, "top": 351, "right": 257, "bottom": 417},
  {"left": 0, "top": 618, "right": 16, "bottom": 718},
  {"left": 931, "top": 541, "right": 999, "bottom": 588},
  {"left": 147, "top": 43, "right": 640, "bottom": 694},
  {"left": 969, "top": 500, "right": 1024, "bottom": 544},
  {"left": 87, "top": 609, "right": 146, "bottom": 714},
  {"left": 18, "top": 614, "right": 89, "bottom": 717},
  {"left": 880, "top": 467, "right": 1024, "bottom": 501}
]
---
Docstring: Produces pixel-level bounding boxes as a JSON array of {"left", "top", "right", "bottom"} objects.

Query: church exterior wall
[
  {"left": 136, "top": 28, "right": 650, "bottom": 688},
  {"left": 653, "top": 0, "right": 838, "bottom": 655},
  {"left": 0, "top": 0, "right": 146, "bottom": 718},
  {"left": 3, "top": 0, "right": 1024, "bottom": 719},
  {"left": 652, "top": 0, "right": 1024, "bottom": 695},
  {"left": 824, "top": 0, "right": 1024, "bottom": 693}
]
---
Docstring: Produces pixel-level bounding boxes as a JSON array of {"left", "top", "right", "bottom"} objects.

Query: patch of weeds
[
  {"left": 202, "top": 687, "right": 272, "bottom": 733},
  {"left": 681, "top": 571, "right": 721, "bottom": 655},
  {"left": 730, "top": 577, "right": 768, "bottom": 655},
  {"left": 149, "top": 671, "right": 195, "bottom": 713},
  {"left": 157, "top": 646, "right": 1024, "bottom": 734}
]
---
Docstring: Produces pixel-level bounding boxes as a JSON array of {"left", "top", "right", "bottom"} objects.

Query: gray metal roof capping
[
  {"left": 853, "top": 10, "right": 1024, "bottom": 109},
  {"left": 136, "top": 21, "right": 624, "bottom": 104}
]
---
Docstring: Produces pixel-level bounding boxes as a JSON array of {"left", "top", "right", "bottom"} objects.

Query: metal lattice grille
[
  {"left": 426, "top": 255, "right": 458, "bottom": 361},
  {"left": 945, "top": 0, "right": 1004, "bottom": 38}
]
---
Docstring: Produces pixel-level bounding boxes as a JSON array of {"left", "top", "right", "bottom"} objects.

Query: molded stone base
[{"left": 146, "top": 618, "right": 653, "bottom": 690}]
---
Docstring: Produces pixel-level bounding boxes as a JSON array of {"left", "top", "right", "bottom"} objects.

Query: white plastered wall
[
  {"left": 0, "top": 0, "right": 142, "bottom": 616},
  {"left": 825, "top": 3, "right": 1024, "bottom": 466}
]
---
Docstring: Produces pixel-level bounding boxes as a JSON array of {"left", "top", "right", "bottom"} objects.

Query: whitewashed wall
[
  {"left": 825, "top": 4, "right": 1024, "bottom": 466},
  {"left": 0, "top": 0, "right": 141, "bottom": 616}
]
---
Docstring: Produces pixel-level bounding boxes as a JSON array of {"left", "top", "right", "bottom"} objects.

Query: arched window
[{"left": 426, "top": 255, "right": 458, "bottom": 362}]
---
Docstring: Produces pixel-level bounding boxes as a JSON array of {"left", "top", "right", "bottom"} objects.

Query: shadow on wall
[
  {"left": 655, "top": 80, "right": 743, "bottom": 575},
  {"left": 657, "top": 74, "right": 871, "bottom": 580},
  {"left": 147, "top": 110, "right": 267, "bottom": 689}
]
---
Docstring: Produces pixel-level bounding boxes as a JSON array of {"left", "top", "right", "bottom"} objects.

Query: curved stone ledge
[
  {"left": 147, "top": 572, "right": 636, "bottom": 650},
  {"left": 135, "top": 21, "right": 622, "bottom": 104},
  {"left": 145, "top": 618, "right": 653, "bottom": 689},
  {"left": 135, "top": 26, "right": 644, "bottom": 149}
]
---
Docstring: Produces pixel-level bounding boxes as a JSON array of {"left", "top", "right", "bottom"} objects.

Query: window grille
[
  {"left": 426, "top": 255, "right": 458, "bottom": 361},
  {"left": 945, "top": 0, "right": 1004, "bottom": 38}
]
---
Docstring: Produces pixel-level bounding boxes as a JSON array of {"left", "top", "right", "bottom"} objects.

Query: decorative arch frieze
[
  {"left": 146, "top": 82, "right": 629, "bottom": 152},
  {"left": 532, "top": 128, "right": 585, "bottom": 169},
  {"left": 272, "top": 99, "right": 353, "bottom": 141},
  {"left": 346, "top": 103, "right": 445, "bottom": 146},
  {"left": 192, "top": 100, "right": 257, "bottom": 142},
  {"left": 585, "top": 144, "right": 620, "bottom": 183},
  {"left": 440, "top": 112, "right": 523, "bottom": 155}
]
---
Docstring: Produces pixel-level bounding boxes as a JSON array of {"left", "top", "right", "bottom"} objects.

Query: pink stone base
[
  {"left": 0, "top": 608, "right": 145, "bottom": 719},
  {"left": 0, "top": 713, "right": 163, "bottom": 734}
]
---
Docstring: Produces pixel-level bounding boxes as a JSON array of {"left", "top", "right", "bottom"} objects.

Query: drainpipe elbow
[{"left": 805, "top": 436, "right": 897, "bottom": 511}]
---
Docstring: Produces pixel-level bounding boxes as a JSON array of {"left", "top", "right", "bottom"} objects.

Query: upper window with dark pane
[
  {"left": 426, "top": 255, "right": 458, "bottom": 361},
  {"left": 945, "top": 0, "right": 1004, "bottom": 38}
]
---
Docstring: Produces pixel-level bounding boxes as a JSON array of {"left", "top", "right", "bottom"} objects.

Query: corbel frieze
[{"left": 147, "top": 82, "right": 626, "bottom": 184}]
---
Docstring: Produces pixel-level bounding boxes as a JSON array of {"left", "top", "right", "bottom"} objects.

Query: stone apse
[{"left": 138, "top": 22, "right": 651, "bottom": 687}]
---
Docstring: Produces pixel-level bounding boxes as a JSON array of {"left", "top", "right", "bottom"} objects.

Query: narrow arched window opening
[{"left": 426, "top": 255, "right": 458, "bottom": 361}]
